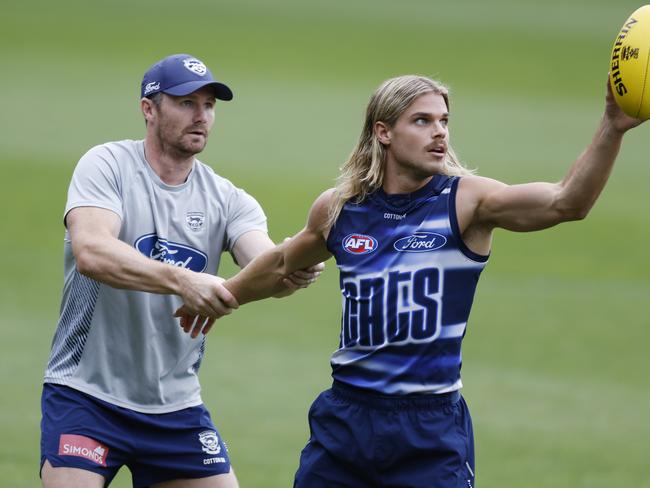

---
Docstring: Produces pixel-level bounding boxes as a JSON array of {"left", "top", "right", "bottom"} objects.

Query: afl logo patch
[
  {"left": 343, "top": 233, "right": 377, "bottom": 255},
  {"left": 394, "top": 232, "right": 447, "bottom": 252}
]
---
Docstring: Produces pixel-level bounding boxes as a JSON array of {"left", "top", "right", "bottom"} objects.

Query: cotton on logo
[{"left": 343, "top": 234, "right": 378, "bottom": 255}]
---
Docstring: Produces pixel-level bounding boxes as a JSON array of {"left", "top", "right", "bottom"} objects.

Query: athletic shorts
[
  {"left": 294, "top": 381, "right": 475, "bottom": 488},
  {"left": 40, "top": 383, "right": 231, "bottom": 487}
]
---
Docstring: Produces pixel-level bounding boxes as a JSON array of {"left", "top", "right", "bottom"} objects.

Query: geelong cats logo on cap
[{"left": 183, "top": 58, "right": 207, "bottom": 76}]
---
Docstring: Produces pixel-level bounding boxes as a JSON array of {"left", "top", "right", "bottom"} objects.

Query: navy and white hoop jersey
[
  {"left": 44, "top": 139, "right": 267, "bottom": 413},
  {"left": 326, "top": 175, "right": 489, "bottom": 395}
]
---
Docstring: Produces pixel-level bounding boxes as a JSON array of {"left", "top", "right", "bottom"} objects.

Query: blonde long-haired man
[{"left": 179, "top": 74, "right": 644, "bottom": 487}]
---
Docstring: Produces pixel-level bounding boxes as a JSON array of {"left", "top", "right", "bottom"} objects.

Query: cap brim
[{"left": 163, "top": 80, "right": 233, "bottom": 101}]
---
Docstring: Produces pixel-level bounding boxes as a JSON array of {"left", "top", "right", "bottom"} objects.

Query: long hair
[{"left": 327, "top": 75, "right": 474, "bottom": 228}]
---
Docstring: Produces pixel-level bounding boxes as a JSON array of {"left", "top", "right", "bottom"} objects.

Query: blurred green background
[{"left": 1, "top": 0, "right": 649, "bottom": 486}]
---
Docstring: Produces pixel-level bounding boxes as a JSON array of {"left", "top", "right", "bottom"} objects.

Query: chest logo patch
[
  {"left": 394, "top": 232, "right": 447, "bottom": 252},
  {"left": 135, "top": 234, "right": 208, "bottom": 272},
  {"left": 343, "top": 233, "right": 377, "bottom": 255},
  {"left": 186, "top": 211, "right": 205, "bottom": 231}
]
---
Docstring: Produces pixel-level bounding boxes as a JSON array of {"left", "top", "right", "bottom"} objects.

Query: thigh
[
  {"left": 128, "top": 405, "right": 233, "bottom": 488},
  {"left": 41, "top": 459, "right": 105, "bottom": 488},
  {"left": 40, "top": 384, "right": 125, "bottom": 484},
  {"left": 151, "top": 468, "right": 238, "bottom": 488}
]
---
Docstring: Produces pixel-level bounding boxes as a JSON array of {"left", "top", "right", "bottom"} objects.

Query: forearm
[
  {"left": 556, "top": 118, "right": 625, "bottom": 219},
  {"left": 225, "top": 225, "right": 332, "bottom": 304},
  {"left": 224, "top": 191, "right": 334, "bottom": 306},
  {"left": 224, "top": 246, "right": 290, "bottom": 305},
  {"left": 74, "top": 236, "right": 187, "bottom": 295}
]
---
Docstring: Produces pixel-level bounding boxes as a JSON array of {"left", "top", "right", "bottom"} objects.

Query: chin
[
  {"left": 422, "top": 161, "right": 445, "bottom": 174},
  {"left": 182, "top": 141, "right": 207, "bottom": 155}
]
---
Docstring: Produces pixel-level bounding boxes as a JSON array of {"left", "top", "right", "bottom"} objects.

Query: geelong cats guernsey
[{"left": 326, "top": 175, "right": 489, "bottom": 395}]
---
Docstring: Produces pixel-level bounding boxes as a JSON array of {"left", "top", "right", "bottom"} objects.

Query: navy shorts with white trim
[
  {"left": 40, "top": 383, "right": 231, "bottom": 487},
  {"left": 294, "top": 381, "right": 475, "bottom": 488}
]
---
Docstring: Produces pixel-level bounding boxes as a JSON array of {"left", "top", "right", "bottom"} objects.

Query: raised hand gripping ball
[{"left": 610, "top": 5, "right": 650, "bottom": 119}]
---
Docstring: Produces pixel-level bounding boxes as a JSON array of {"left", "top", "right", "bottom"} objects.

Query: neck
[
  {"left": 144, "top": 136, "right": 194, "bottom": 186},
  {"left": 382, "top": 168, "right": 433, "bottom": 195}
]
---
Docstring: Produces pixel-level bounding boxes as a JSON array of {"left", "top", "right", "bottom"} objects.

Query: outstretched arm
[
  {"left": 230, "top": 230, "right": 324, "bottom": 293},
  {"left": 175, "top": 220, "right": 326, "bottom": 337},
  {"left": 67, "top": 206, "right": 239, "bottom": 318},
  {"left": 178, "top": 190, "right": 335, "bottom": 337},
  {"left": 460, "top": 78, "right": 645, "bottom": 237},
  {"left": 226, "top": 189, "right": 334, "bottom": 304}
]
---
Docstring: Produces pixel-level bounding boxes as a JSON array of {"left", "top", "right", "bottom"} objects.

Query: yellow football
[{"left": 610, "top": 5, "right": 650, "bottom": 119}]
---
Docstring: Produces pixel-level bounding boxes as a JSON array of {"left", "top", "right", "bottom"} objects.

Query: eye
[
  {"left": 181, "top": 99, "right": 194, "bottom": 108},
  {"left": 414, "top": 117, "right": 429, "bottom": 126},
  {"left": 440, "top": 118, "right": 449, "bottom": 127}
]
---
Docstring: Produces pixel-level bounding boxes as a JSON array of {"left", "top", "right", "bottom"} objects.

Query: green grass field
[{"left": 1, "top": 0, "right": 649, "bottom": 486}]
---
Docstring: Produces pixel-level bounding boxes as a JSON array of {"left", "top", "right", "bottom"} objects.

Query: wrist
[
  {"left": 599, "top": 116, "right": 627, "bottom": 139},
  {"left": 169, "top": 265, "right": 192, "bottom": 297}
]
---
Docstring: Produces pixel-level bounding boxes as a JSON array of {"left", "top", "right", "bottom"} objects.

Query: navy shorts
[
  {"left": 40, "top": 383, "right": 231, "bottom": 487},
  {"left": 294, "top": 381, "right": 475, "bottom": 488}
]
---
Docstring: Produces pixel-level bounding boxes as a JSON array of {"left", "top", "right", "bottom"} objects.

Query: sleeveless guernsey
[{"left": 326, "top": 175, "right": 488, "bottom": 395}]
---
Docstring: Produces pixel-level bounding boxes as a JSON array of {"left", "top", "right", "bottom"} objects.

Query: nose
[
  {"left": 431, "top": 120, "right": 447, "bottom": 138},
  {"left": 194, "top": 105, "right": 209, "bottom": 124}
]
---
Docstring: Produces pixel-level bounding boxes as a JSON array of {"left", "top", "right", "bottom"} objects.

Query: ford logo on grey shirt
[{"left": 135, "top": 234, "right": 208, "bottom": 272}]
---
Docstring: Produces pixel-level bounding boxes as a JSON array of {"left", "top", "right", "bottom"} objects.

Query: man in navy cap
[{"left": 39, "top": 54, "right": 322, "bottom": 488}]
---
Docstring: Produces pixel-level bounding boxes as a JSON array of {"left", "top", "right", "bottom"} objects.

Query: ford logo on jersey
[
  {"left": 343, "top": 233, "right": 378, "bottom": 255},
  {"left": 135, "top": 234, "right": 208, "bottom": 272},
  {"left": 393, "top": 232, "right": 447, "bottom": 252}
]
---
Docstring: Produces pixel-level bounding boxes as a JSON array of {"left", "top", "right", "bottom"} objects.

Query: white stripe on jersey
[{"left": 438, "top": 322, "right": 467, "bottom": 339}]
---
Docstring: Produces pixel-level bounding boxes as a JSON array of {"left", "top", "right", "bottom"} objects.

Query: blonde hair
[{"left": 327, "top": 75, "right": 474, "bottom": 228}]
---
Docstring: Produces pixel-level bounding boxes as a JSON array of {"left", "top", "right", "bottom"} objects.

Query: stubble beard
[{"left": 156, "top": 125, "right": 208, "bottom": 160}]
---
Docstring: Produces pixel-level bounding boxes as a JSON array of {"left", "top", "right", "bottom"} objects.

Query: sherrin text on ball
[{"left": 610, "top": 5, "right": 650, "bottom": 119}]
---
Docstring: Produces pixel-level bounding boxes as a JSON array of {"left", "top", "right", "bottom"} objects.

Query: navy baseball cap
[{"left": 141, "top": 54, "right": 233, "bottom": 101}]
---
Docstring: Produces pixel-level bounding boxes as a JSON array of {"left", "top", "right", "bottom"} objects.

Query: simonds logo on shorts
[
  {"left": 135, "top": 234, "right": 207, "bottom": 272},
  {"left": 343, "top": 233, "right": 378, "bottom": 255},
  {"left": 58, "top": 434, "right": 109, "bottom": 467}
]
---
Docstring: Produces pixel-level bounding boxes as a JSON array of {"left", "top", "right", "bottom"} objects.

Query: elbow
[
  {"left": 556, "top": 204, "right": 590, "bottom": 223},
  {"left": 74, "top": 245, "right": 101, "bottom": 278},
  {"left": 571, "top": 207, "right": 590, "bottom": 221},
  {"left": 276, "top": 251, "right": 290, "bottom": 277},
  {"left": 553, "top": 191, "right": 592, "bottom": 223}
]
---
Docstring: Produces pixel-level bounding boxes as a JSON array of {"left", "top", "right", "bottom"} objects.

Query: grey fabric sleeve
[
  {"left": 225, "top": 188, "right": 268, "bottom": 251},
  {"left": 64, "top": 145, "right": 123, "bottom": 225}
]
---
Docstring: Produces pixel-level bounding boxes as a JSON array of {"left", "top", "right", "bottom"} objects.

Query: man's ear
[
  {"left": 374, "top": 121, "right": 391, "bottom": 145},
  {"left": 141, "top": 97, "right": 156, "bottom": 125}
]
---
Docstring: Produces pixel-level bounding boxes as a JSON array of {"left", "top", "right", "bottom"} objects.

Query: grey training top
[{"left": 44, "top": 139, "right": 267, "bottom": 413}]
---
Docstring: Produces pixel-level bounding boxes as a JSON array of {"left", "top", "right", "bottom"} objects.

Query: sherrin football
[{"left": 610, "top": 5, "right": 650, "bottom": 119}]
